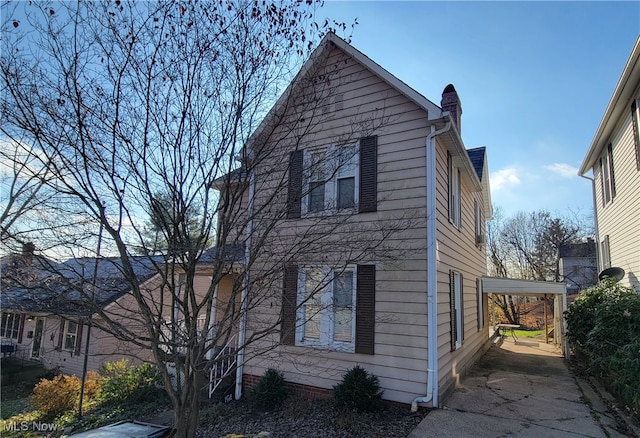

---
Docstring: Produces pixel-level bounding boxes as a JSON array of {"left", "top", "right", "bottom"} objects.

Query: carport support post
[{"left": 543, "top": 294, "right": 548, "bottom": 344}]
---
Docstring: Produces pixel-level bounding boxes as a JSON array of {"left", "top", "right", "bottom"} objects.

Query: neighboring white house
[{"left": 579, "top": 36, "right": 640, "bottom": 291}]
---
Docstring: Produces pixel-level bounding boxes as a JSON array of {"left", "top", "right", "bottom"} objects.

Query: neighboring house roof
[
  {"left": 2, "top": 245, "right": 243, "bottom": 318},
  {"left": 579, "top": 36, "right": 640, "bottom": 175},
  {"left": 466, "top": 146, "right": 493, "bottom": 219},
  {"left": 467, "top": 147, "right": 486, "bottom": 180},
  {"left": 559, "top": 240, "right": 596, "bottom": 258}
]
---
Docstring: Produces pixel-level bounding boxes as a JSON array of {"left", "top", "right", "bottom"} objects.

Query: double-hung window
[
  {"left": 450, "top": 270, "right": 464, "bottom": 351},
  {"left": 296, "top": 267, "right": 356, "bottom": 351},
  {"left": 63, "top": 321, "right": 79, "bottom": 351},
  {"left": 1, "top": 312, "right": 21, "bottom": 340},
  {"left": 448, "top": 152, "right": 461, "bottom": 229},
  {"left": 599, "top": 144, "right": 616, "bottom": 206},
  {"left": 303, "top": 145, "right": 358, "bottom": 215}
]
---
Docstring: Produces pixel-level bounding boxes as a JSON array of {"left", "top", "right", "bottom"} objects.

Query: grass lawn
[{"left": 513, "top": 329, "right": 544, "bottom": 339}]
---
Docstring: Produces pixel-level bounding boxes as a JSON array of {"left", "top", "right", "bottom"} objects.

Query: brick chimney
[
  {"left": 441, "top": 84, "right": 462, "bottom": 133},
  {"left": 22, "top": 242, "right": 35, "bottom": 266}
]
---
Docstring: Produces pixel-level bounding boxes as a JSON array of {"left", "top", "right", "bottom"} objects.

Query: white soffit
[{"left": 482, "top": 276, "right": 566, "bottom": 296}]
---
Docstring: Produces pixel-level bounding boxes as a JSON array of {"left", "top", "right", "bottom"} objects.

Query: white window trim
[
  {"left": 295, "top": 266, "right": 356, "bottom": 352},
  {"left": 301, "top": 145, "right": 359, "bottom": 216},
  {"left": 600, "top": 147, "right": 615, "bottom": 206},
  {"left": 474, "top": 199, "right": 483, "bottom": 246},
  {"left": 1, "top": 312, "right": 21, "bottom": 340},
  {"left": 63, "top": 320, "right": 79, "bottom": 351}
]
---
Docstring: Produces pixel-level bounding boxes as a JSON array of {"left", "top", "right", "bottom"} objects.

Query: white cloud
[
  {"left": 544, "top": 163, "right": 579, "bottom": 178},
  {"left": 490, "top": 167, "right": 520, "bottom": 191}
]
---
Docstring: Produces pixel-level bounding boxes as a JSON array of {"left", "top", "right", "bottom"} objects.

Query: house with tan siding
[
  {"left": 219, "top": 32, "right": 494, "bottom": 409},
  {"left": 579, "top": 36, "right": 640, "bottom": 291}
]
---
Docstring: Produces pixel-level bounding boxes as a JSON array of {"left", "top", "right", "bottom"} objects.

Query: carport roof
[{"left": 482, "top": 276, "right": 566, "bottom": 297}]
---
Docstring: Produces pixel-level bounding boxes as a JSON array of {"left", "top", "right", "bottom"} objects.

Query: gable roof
[
  {"left": 579, "top": 36, "right": 640, "bottom": 175},
  {"left": 467, "top": 147, "right": 486, "bottom": 180},
  {"left": 245, "top": 32, "right": 484, "bottom": 196}
]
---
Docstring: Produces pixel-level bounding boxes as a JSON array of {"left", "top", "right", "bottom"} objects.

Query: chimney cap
[{"left": 443, "top": 83, "right": 457, "bottom": 94}]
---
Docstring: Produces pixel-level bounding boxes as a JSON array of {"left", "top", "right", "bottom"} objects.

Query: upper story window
[
  {"left": 1, "top": 312, "right": 21, "bottom": 340},
  {"left": 304, "top": 146, "right": 358, "bottom": 215},
  {"left": 631, "top": 99, "right": 640, "bottom": 170},
  {"left": 474, "top": 199, "right": 483, "bottom": 246},
  {"left": 287, "top": 136, "right": 377, "bottom": 219},
  {"left": 448, "top": 152, "right": 461, "bottom": 229},
  {"left": 599, "top": 143, "right": 616, "bottom": 206}
]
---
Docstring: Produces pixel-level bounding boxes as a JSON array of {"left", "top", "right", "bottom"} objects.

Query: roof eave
[{"left": 579, "top": 36, "right": 640, "bottom": 175}]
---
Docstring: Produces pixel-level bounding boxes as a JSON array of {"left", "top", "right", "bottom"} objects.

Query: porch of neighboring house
[{"left": 481, "top": 276, "right": 568, "bottom": 359}]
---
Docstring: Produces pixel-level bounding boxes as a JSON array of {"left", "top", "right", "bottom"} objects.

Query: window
[
  {"left": 600, "top": 235, "right": 611, "bottom": 270},
  {"left": 599, "top": 144, "right": 616, "bottom": 206},
  {"left": 57, "top": 319, "right": 82, "bottom": 355},
  {"left": 303, "top": 146, "right": 358, "bottom": 215},
  {"left": 287, "top": 136, "right": 377, "bottom": 218},
  {"left": 63, "top": 321, "right": 79, "bottom": 351},
  {"left": 448, "top": 152, "right": 461, "bottom": 229},
  {"left": 281, "top": 264, "right": 375, "bottom": 354},
  {"left": 450, "top": 270, "right": 463, "bottom": 350},
  {"left": 474, "top": 199, "right": 483, "bottom": 245},
  {"left": 1, "top": 312, "right": 22, "bottom": 340},
  {"left": 296, "top": 267, "right": 356, "bottom": 350},
  {"left": 631, "top": 100, "right": 640, "bottom": 170},
  {"left": 476, "top": 278, "right": 485, "bottom": 330}
]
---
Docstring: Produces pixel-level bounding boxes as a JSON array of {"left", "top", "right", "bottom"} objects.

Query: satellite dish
[{"left": 598, "top": 267, "right": 625, "bottom": 282}]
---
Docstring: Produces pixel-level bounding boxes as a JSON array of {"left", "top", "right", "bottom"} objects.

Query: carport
[{"left": 481, "top": 276, "right": 568, "bottom": 359}]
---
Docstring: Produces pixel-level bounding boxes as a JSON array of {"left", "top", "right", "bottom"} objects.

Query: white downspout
[
  {"left": 235, "top": 168, "right": 255, "bottom": 400},
  {"left": 412, "top": 117, "right": 451, "bottom": 412}
]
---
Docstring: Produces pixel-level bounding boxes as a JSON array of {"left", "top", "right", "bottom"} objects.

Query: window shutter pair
[
  {"left": 280, "top": 264, "right": 376, "bottom": 355},
  {"left": 286, "top": 136, "right": 377, "bottom": 218}
]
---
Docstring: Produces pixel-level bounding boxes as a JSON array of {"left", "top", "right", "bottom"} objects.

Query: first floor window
[
  {"left": 600, "top": 235, "right": 611, "bottom": 270},
  {"left": 476, "top": 278, "right": 485, "bottom": 330},
  {"left": 450, "top": 270, "right": 464, "bottom": 351},
  {"left": 281, "top": 264, "right": 375, "bottom": 355},
  {"left": 297, "top": 267, "right": 356, "bottom": 350},
  {"left": 1, "top": 312, "right": 21, "bottom": 340},
  {"left": 63, "top": 321, "right": 79, "bottom": 351}
]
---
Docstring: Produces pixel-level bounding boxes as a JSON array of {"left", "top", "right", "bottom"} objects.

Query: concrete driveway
[{"left": 409, "top": 338, "right": 634, "bottom": 438}]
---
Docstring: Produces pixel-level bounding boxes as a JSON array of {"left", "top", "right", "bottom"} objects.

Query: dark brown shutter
[
  {"left": 355, "top": 265, "right": 375, "bottom": 355},
  {"left": 450, "top": 270, "right": 456, "bottom": 352},
  {"left": 57, "top": 319, "right": 64, "bottom": 350},
  {"left": 17, "top": 314, "right": 24, "bottom": 344},
  {"left": 359, "top": 136, "right": 377, "bottom": 213},
  {"left": 607, "top": 144, "right": 616, "bottom": 198},
  {"left": 287, "top": 151, "right": 303, "bottom": 219},
  {"left": 75, "top": 322, "right": 83, "bottom": 356},
  {"left": 281, "top": 265, "right": 298, "bottom": 345}
]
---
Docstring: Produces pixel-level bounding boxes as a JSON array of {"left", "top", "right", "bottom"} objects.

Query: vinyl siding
[
  {"left": 594, "top": 107, "right": 640, "bottom": 291},
  {"left": 242, "top": 45, "right": 432, "bottom": 404}
]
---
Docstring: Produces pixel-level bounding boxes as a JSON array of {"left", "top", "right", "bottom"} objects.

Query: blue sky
[{"left": 320, "top": 1, "right": 640, "bottom": 218}]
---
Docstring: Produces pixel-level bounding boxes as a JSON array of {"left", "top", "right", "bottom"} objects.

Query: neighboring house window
[
  {"left": 1, "top": 312, "right": 22, "bottom": 340},
  {"left": 600, "top": 235, "right": 611, "bottom": 270},
  {"left": 631, "top": 99, "right": 640, "bottom": 170},
  {"left": 281, "top": 264, "right": 375, "bottom": 355},
  {"left": 599, "top": 144, "right": 616, "bottom": 206},
  {"left": 476, "top": 278, "right": 484, "bottom": 330},
  {"left": 287, "top": 136, "right": 377, "bottom": 218},
  {"left": 450, "top": 270, "right": 464, "bottom": 351},
  {"left": 57, "top": 319, "right": 83, "bottom": 355},
  {"left": 474, "top": 199, "right": 483, "bottom": 246},
  {"left": 448, "top": 152, "right": 461, "bottom": 229}
]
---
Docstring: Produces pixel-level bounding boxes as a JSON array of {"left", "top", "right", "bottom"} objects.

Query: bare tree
[
  {"left": 1, "top": 1, "right": 412, "bottom": 435},
  {"left": 486, "top": 208, "right": 590, "bottom": 325}
]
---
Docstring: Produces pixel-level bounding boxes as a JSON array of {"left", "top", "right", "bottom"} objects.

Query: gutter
[
  {"left": 412, "top": 116, "right": 452, "bottom": 412},
  {"left": 235, "top": 167, "right": 255, "bottom": 400}
]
